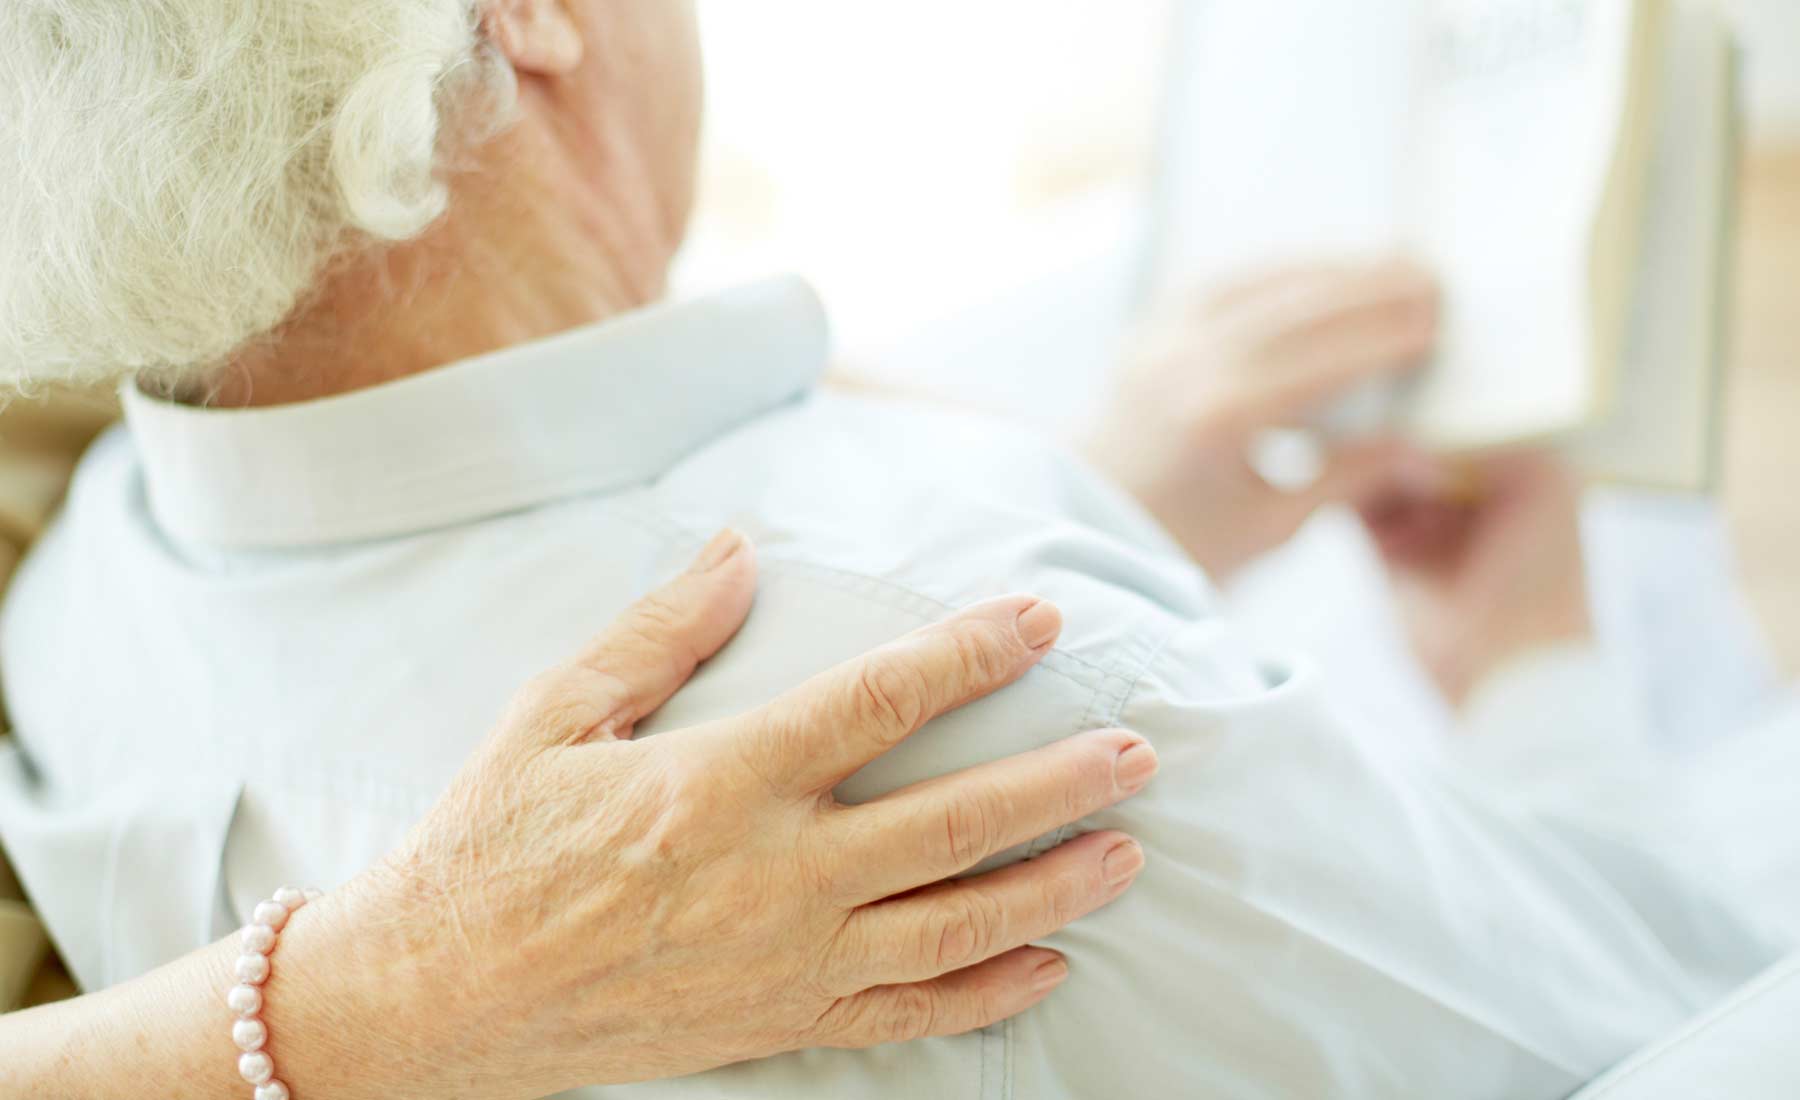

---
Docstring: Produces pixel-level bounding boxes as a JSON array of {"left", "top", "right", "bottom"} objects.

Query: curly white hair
[{"left": 0, "top": 0, "right": 515, "bottom": 390}]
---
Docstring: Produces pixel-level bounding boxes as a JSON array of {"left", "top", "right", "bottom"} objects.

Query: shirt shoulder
[
  {"left": 649, "top": 390, "right": 1235, "bottom": 668},
  {"left": 630, "top": 390, "right": 1273, "bottom": 803}
]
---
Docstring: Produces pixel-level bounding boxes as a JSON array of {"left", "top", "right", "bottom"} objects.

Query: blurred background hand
[
  {"left": 1082, "top": 259, "right": 1440, "bottom": 580},
  {"left": 1359, "top": 450, "right": 1592, "bottom": 706}
]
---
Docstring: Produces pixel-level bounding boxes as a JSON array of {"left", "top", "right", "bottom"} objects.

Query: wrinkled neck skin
[{"left": 205, "top": 90, "right": 688, "bottom": 409}]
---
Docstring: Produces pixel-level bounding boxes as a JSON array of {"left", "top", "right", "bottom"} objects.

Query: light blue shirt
[{"left": 0, "top": 278, "right": 1779, "bottom": 1098}]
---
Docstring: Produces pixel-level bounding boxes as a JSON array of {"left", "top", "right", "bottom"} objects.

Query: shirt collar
[{"left": 124, "top": 276, "right": 829, "bottom": 549}]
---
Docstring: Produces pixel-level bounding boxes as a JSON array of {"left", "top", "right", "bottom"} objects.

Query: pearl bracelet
[{"left": 226, "top": 885, "right": 321, "bottom": 1100}]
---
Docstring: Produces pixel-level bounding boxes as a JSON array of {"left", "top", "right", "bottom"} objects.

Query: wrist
[
  {"left": 262, "top": 878, "right": 499, "bottom": 1100},
  {"left": 0, "top": 880, "right": 510, "bottom": 1100}
]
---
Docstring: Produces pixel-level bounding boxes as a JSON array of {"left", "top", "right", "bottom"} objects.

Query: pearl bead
[
  {"left": 272, "top": 886, "right": 306, "bottom": 910},
  {"left": 255, "top": 1081, "right": 291, "bottom": 1100},
  {"left": 232, "top": 1017, "right": 268, "bottom": 1051},
  {"left": 302, "top": 887, "right": 323, "bottom": 903},
  {"left": 252, "top": 901, "right": 289, "bottom": 930},
  {"left": 242, "top": 924, "right": 277, "bottom": 954},
  {"left": 226, "top": 983, "right": 263, "bottom": 1016},
  {"left": 235, "top": 953, "right": 271, "bottom": 985},
  {"left": 238, "top": 1050, "right": 275, "bottom": 1085}
]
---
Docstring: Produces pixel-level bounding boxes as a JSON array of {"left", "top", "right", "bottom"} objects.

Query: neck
[{"left": 205, "top": 127, "right": 679, "bottom": 408}]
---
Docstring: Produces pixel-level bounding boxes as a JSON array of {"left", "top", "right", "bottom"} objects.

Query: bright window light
[{"left": 678, "top": 1, "right": 1170, "bottom": 363}]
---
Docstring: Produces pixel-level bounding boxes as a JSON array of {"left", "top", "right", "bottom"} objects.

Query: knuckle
[
  {"left": 626, "top": 589, "right": 689, "bottom": 639},
  {"left": 946, "top": 618, "right": 1015, "bottom": 686},
  {"left": 854, "top": 659, "right": 929, "bottom": 743},
  {"left": 930, "top": 893, "right": 998, "bottom": 972},
  {"left": 939, "top": 795, "right": 996, "bottom": 869},
  {"left": 580, "top": 667, "right": 640, "bottom": 732},
  {"left": 887, "top": 983, "right": 942, "bottom": 1042},
  {"left": 807, "top": 998, "right": 864, "bottom": 1049},
  {"left": 507, "top": 668, "right": 602, "bottom": 740},
  {"left": 619, "top": 594, "right": 703, "bottom": 680},
  {"left": 555, "top": 665, "right": 637, "bottom": 740}
]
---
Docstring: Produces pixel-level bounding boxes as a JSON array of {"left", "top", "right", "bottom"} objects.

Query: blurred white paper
[{"left": 1147, "top": 0, "right": 1735, "bottom": 486}]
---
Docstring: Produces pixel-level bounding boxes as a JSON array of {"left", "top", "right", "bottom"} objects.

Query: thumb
[{"left": 500, "top": 529, "right": 759, "bottom": 750}]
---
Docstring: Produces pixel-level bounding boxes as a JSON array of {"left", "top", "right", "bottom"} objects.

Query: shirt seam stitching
[
  {"left": 1001, "top": 622, "right": 1177, "bottom": 1100},
  {"left": 615, "top": 506, "right": 1137, "bottom": 694}
]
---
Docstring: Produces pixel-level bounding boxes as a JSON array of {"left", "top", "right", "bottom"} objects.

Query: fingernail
[
  {"left": 1102, "top": 840, "right": 1145, "bottom": 886},
  {"left": 1015, "top": 600, "right": 1063, "bottom": 650},
  {"left": 1113, "top": 740, "right": 1159, "bottom": 792},
  {"left": 1031, "top": 956, "right": 1069, "bottom": 992},
  {"left": 688, "top": 529, "right": 745, "bottom": 574}
]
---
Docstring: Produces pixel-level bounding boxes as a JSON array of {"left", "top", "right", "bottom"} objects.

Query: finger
[
  {"left": 501, "top": 529, "right": 757, "bottom": 749},
  {"left": 827, "top": 728, "right": 1156, "bottom": 903},
  {"left": 813, "top": 946, "right": 1069, "bottom": 1048},
  {"left": 735, "top": 595, "right": 1062, "bottom": 797},
  {"left": 1304, "top": 439, "right": 1444, "bottom": 513},
  {"left": 831, "top": 831, "right": 1142, "bottom": 988},
  {"left": 1230, "top": 261, "right": 1439, "bottom": 421},
  {"left": 1195, "top": 263, "right": 1336, "bottom": 316},
  {"left": 1222, "top": 256, "right": 1431, "bottom": 343}
]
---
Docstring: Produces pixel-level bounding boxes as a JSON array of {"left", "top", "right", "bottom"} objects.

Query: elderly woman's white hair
[{"left": 0, "top": 0, "right": 516, "bottom": 390}]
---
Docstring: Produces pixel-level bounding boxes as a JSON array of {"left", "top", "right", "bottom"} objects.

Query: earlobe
[{"left": 484, "top": 0, "right": 585, "bottom": 76}]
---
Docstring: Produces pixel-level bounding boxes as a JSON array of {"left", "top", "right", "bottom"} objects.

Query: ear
[{"left": 485, "top": 0, "right": 584, "bottom": 76}]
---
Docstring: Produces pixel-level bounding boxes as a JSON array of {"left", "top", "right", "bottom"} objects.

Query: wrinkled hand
[
  {"left": 1084, "top": 259, "right": 1440, "bottom": 580},
  {"left": 275, "top": 531, "right": 1153, "bottom": 1099},
  {"left": 1359, "top": 451, "right": 1592, "bottom": 705}
]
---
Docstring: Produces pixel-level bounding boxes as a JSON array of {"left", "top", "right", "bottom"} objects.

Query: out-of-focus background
[
  {"left": 679, "top": 0, "right": 1800, "bottom": 673},
  {"left": 1712, "top": 0, "right": 1800, "bottom": 681},
  {"left": 678, "top": 2, "right": 1165, "bottom": 366}
]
